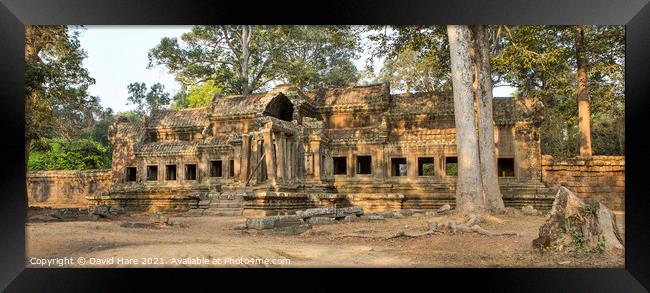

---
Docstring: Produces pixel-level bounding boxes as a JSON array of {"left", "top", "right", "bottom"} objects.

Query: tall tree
[
  {"left": 25, "top": 25, "right": 99, "bottom": 169},
  {"left": 25, "top": 26, "right": 99, "bottom": 144},
  {"left": 148, "top": 26, "right": 360, "bottom": 95},
  {"left": 447, "top": 25, "right": 486, "bottom": 214},
  {"left": 491, "top": 25, "right": 624, "bottom": 157},
  {"left": 575, "top": 26, "right": 592, "bottom": 158},
  {"left": 126, "top": 82, "right": 171, "bottom": 117},
  {"left": 470, "top": 25, "right": 505, "bottom": 213}
]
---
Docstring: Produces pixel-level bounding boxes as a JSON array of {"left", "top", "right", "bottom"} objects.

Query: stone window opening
[
  {"left": 146, "top": 165, "right": 158, "bottom": 181},
  {"left": 126, "top": 167, "right": 137, "bottom": 182},
  {"left": 210, "top": 160, "right": 223, "bottom": 177},
  {"left": 185, "top": 164, "right": 197, "bottom": 180},
  {"left": 418, "top": 157, "right": 435, "bottom": 176},
  {"left": 357, "top": 155, "right": 372, "bottom": 175},
  {"left": 165, "top": 165, "right": 177, "bottom": 181},
  {"left": 445, "top": 157, "right": 458, "bottom": 176},
  {"left": 391, "top": 157, "right": 407, "bottom": 176},
  {"left": 229, "top": 160, "right": 235, "bottom": 177},
  {"left": 333, "top": 157, "right": 347, "bottom": 175},
  {"left": 179, "top": 132, "right": 190, "bottom": 141},
  {"left": 498, "top": 158, "right": 515, "bottom": 177}
]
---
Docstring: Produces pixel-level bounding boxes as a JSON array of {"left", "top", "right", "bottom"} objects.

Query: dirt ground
[{"left": 25, "top": 210, "right": 625, "bottom": 268}]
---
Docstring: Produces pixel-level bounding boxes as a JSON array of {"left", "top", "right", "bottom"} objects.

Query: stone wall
[
  {"left": 27, "top": 170, "right": 112, "bottom": 208},
  {"left": 541, "top": 155, "right": 624, "bottom": 211}
]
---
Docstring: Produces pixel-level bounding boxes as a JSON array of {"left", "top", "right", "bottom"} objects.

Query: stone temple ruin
[{"left": 89, "top": 82, "right": 555, "bottom": 216}]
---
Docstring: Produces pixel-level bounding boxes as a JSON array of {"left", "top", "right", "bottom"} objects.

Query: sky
[{"left": 78, "top": 26, "right": 514, "bottom": 113}]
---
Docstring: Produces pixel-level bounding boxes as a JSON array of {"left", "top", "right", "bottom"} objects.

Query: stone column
[
  {"left": 408, "top": 153, "right": 418, "bottom": 181},
  {"left": 240, "top": 134, "right": 251, "bottom": 184},
  {"left": 348, "top": 150, "right": 354, "bottom": 177},
  {"left": 286, "top": 139, "right": 293, "bottom": 180},
  {"left": 374, "top": 147, "right": 384, "bottom": 179},
  {"left": 311, "top": 140, "right": 321, "bottom": 180},
  {"left": 277, "top": 132, "right": 287, "bottom": 184},
  {"left": 434, "top": 149, "right": 442, "bottom": 177},
  {"left": 263, "top": 129, "right": 277, "bottom": 185}
]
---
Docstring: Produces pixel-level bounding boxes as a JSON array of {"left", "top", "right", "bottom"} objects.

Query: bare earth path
[{"left": 25, "top": 212, "right": 624, "bottom": 268}]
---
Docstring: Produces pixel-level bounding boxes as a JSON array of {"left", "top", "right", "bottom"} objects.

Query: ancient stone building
[{"left": 90, "top": 83, "right": 554, "bottom": 215}]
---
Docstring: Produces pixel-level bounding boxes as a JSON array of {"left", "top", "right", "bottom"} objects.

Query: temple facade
[{"left": 91, "top": 83, "right": 554, "bottom": 215}]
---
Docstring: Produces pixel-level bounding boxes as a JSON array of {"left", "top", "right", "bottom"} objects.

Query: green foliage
[
  {"left": 148, "top": 26, "right": 360, "bottom": 95},
  {"left": 126, "top": 82, "right": 171, "bottom": 116},
  {"left": 597, "top": 237, "right": 606, "bottom": 253},
  {"left": 421, "top": 163, "right": 435, "bottom": 176},
  {"left": 28, "top": 138, "right": 111, "bottom": 171},
  {"left": 172, "top": 80, "right": 223, "bottom": 109},
  {"left": 446, "top": 162, "right": 458, "bottom": 176},
  {"left": 364, "top": 26, "right": 451, "bottom": 92},
  {"left": 491, "top": 25, "right": 624, "bottom": 157},
  {"left": 25, "top": 25, "right": 100, "bottom": 144}
]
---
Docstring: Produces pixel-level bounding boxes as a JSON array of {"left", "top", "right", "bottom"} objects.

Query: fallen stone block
[
  {"left": 109, "top": 205, "right": 125, "bottom": 215},
  {"left": 366, "top": 214, "right": 386, "bottom": 221},
  {"left": 76, "top": 214, "right": 100, "bottom": 221},
  {"left": 50, "top": 208, "right": 81, "bottom": 219},
  {"left": 306, "top": 217, "right": 335, "bottom": 225},
  {"left": 425, "top": 211, "right": 437, "bottom": 217},
  {"left": 296, "top": 208, "right": 336, "bottom": 219},
  {"left": 274, "top": 215, "right": 304, "bottom": 228},
  {"left": 437, "top": 204, "right": 451, "bottom": 214},
  {"left": 88, "top": 205, "right": 111, "bottom": 217},
  {"left": 335, "top": 206, "right": 364, "bottom": 217},
  {"left": 246, "top": 216, "right": 280, "bottom": 230},
  {"left": 391, "top": 211, "right": 405, "bottom": 218}
]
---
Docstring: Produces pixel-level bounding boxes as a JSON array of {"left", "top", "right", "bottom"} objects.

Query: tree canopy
[
  {"left": 148, "top": 25, "right": 361, "bottom": 96},
  {"left": 25, "top": 26, "right": 100, "bottom": 144},
  {"left": 364, "top": 25, "right": 624, "bottom": 157}
]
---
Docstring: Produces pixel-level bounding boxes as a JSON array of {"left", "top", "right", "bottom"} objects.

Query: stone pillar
[
  {"left": 434, "top": 150, "right": 442, "bottom": 177},
  {"left": 277, "top": 132, "right": 287, "bottom": 184},
  {"left": 287, "top": 139, "right": 293, "bottom": 180},
  {"left": 374, "top": 147, "right": 384, "bottom": 179},
  {"left": 408, "top": 153, "right": 418, "bottom": 181},
  {"left": 240, "top": 134, "right": 251, "bottom": 184},
  {"left": 311, "top": 140, "right": 321, "bottom": 180},
  {"left": 347, "top": 150, "right": 354, "bottom": 177},
  {"left": 263, "top": 129, "right": 276, "bottom": 185}
]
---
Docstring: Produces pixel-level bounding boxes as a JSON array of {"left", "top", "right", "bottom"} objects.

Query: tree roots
[{"left": 334, "top": 214, "right": 518, "bottom": 240}]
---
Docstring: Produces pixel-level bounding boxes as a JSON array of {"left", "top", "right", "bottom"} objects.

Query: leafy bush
[{"left": 28, "top": 138, "right": 111, "bottom": 171}]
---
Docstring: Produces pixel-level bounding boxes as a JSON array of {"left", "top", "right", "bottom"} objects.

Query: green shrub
[{"left": 28, "top": 138, "right": 111, "bottom": 171}]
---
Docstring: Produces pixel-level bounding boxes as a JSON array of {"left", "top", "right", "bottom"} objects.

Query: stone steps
[{"left": 184, "top": 190, "right": 245, "bottom": 217}]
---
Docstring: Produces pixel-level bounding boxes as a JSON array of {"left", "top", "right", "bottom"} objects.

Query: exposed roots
[{"left": 334, "top": 213, "right": 518, "bottom": 240}]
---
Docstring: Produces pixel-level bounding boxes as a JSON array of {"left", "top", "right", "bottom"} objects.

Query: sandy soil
[{"left": 25, "top": 211, "right": 625, "bottom": 268}]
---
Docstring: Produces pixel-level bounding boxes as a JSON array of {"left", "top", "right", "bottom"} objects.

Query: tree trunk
[
  {"left": 575, "top": 25, "right": 593, "bottom": 158},
  {"left": 470, "top": 25, "right": 505, "bottom": 213},
  {"left": 241, "top": 26, "right": 252, "bottom": 95},
  {"left": 447, "top": 25, "right": 486, "bottom": 214}
]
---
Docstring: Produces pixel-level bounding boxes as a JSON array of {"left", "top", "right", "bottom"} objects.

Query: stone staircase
[{"left": 185, "top": 191, "right": 244, "bottom": 216}]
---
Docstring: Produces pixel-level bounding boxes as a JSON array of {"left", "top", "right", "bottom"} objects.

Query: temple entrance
[{"left": 263, "top": 93, "right": 294, "bottom": 122}]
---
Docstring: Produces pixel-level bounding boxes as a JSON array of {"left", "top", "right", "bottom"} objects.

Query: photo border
[{"left": 0, "top": 0, "right": 648, "bottom": 291}]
